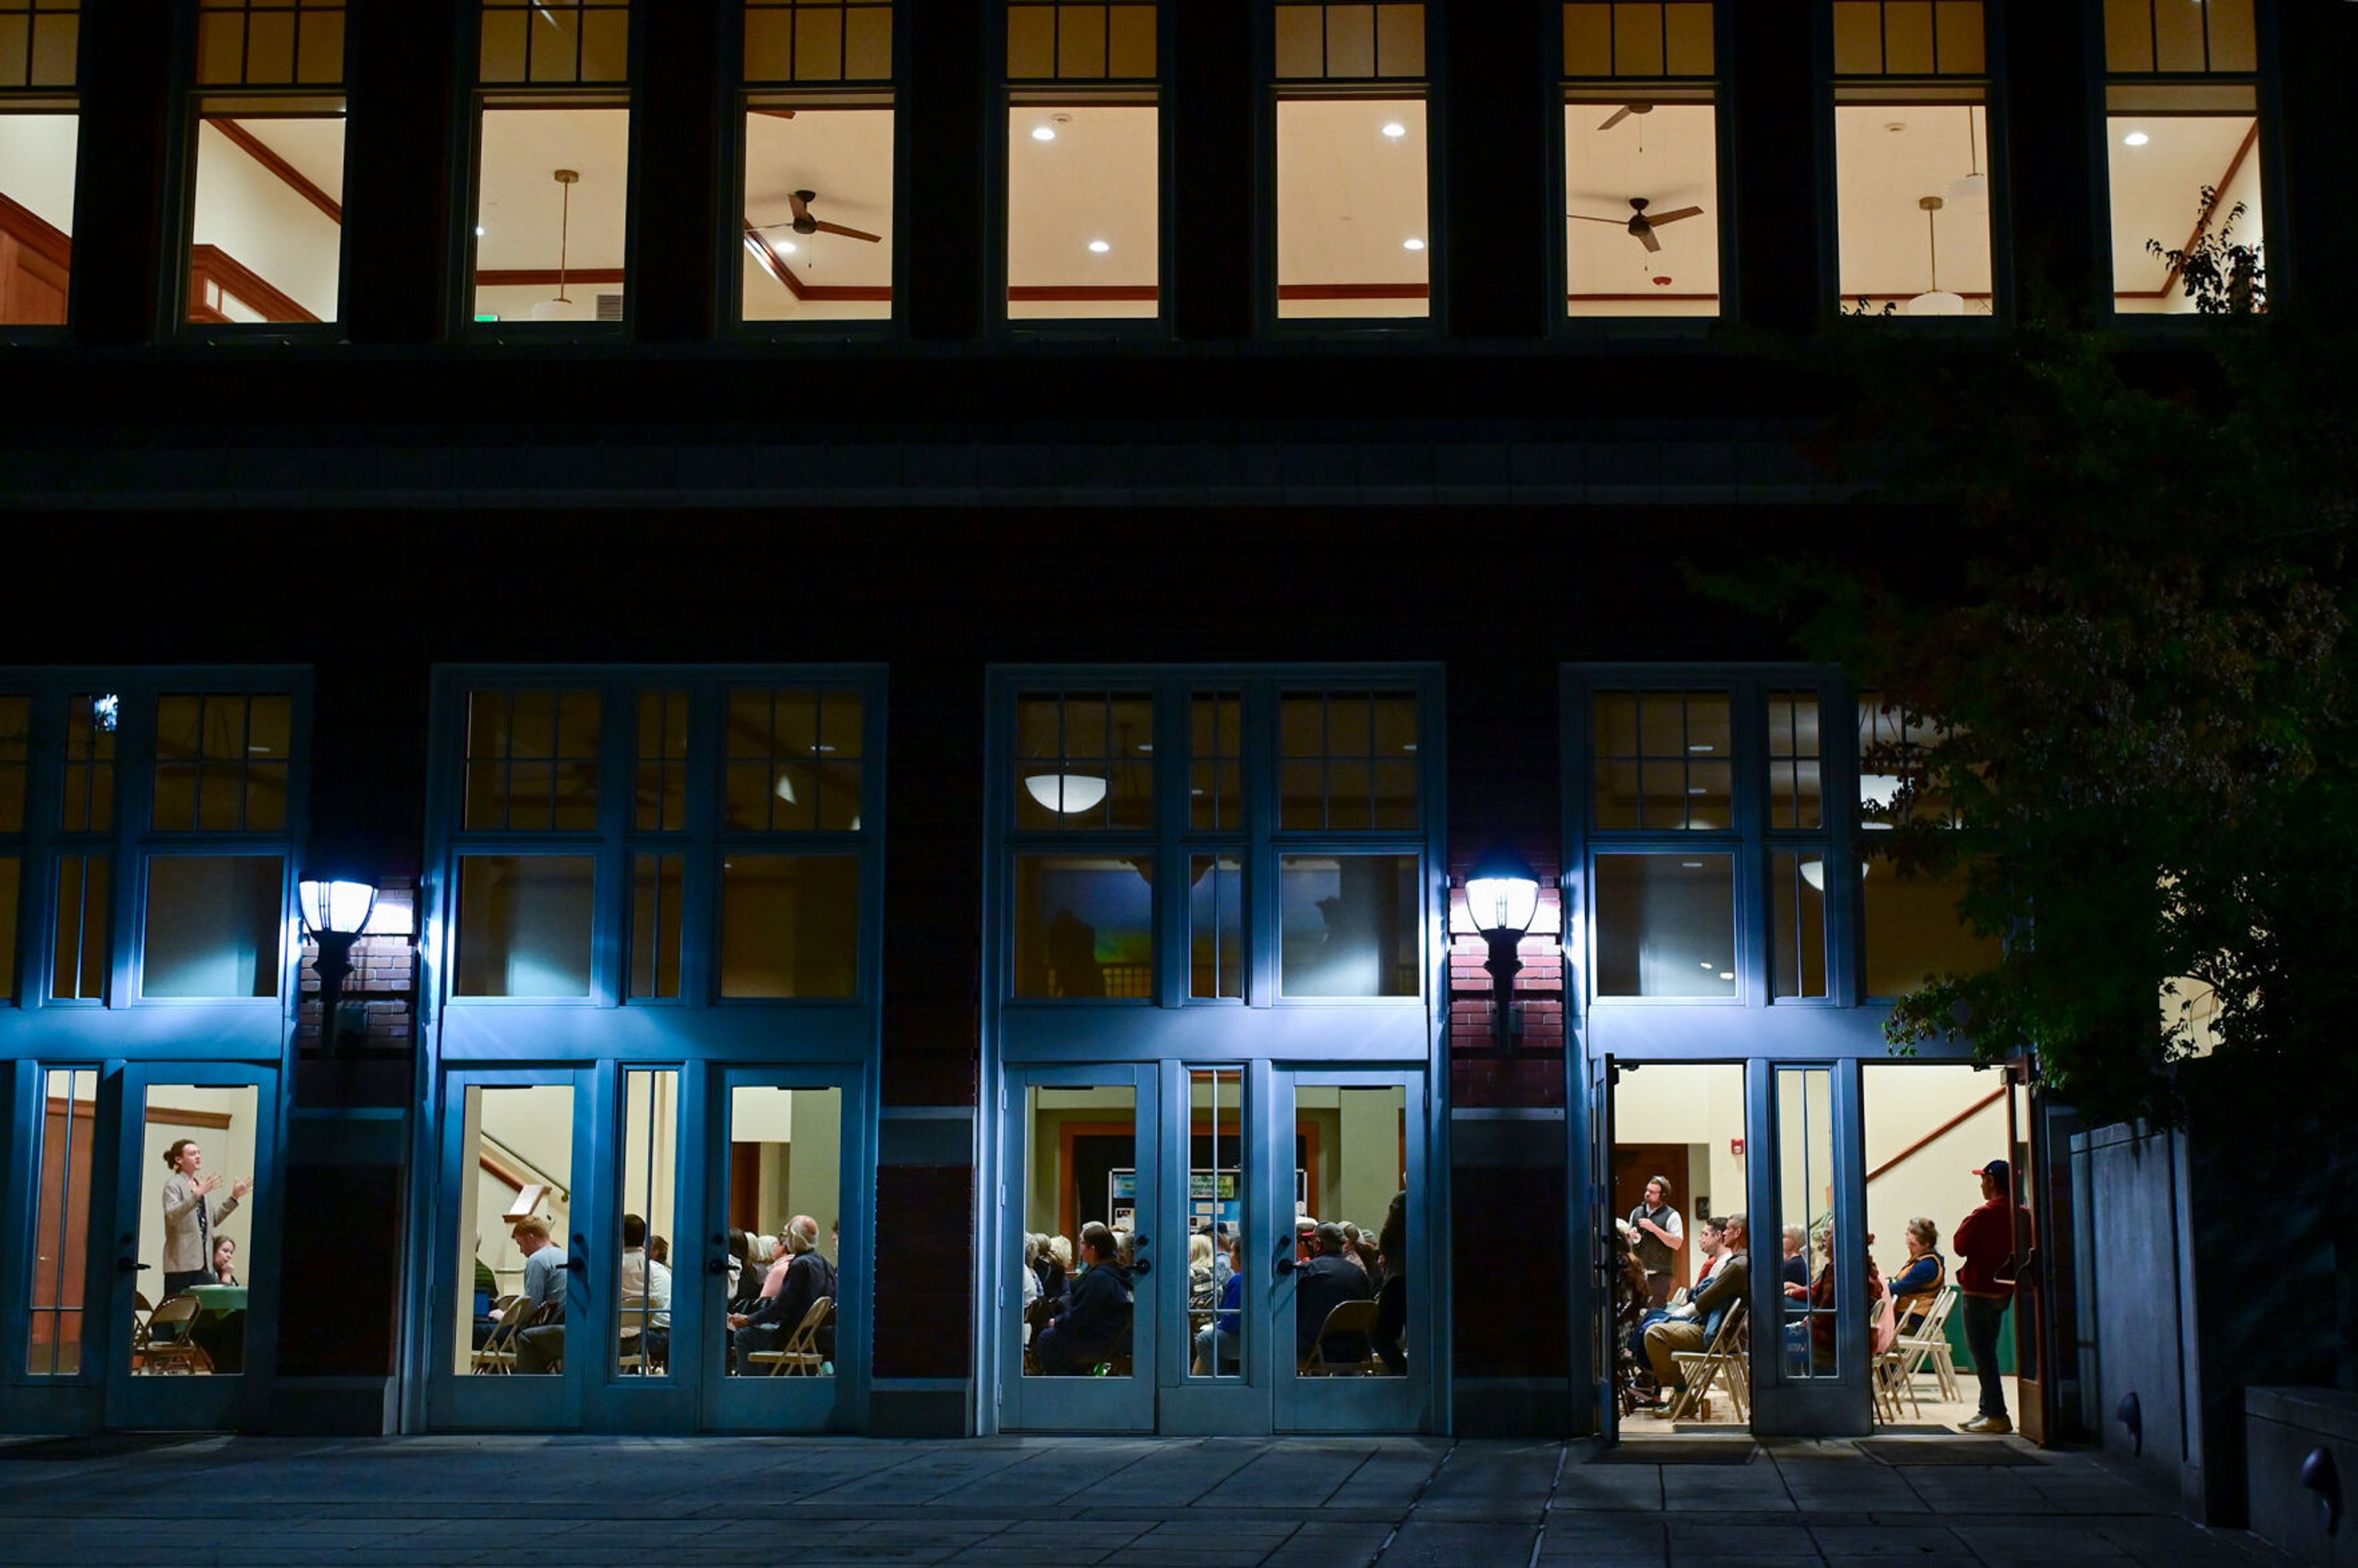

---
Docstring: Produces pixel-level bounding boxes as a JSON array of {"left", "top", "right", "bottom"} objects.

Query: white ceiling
[
  {"left": 1564, "top": 102, "right": 1719, "bottom": 304},
  {"left": 745, "top": 106, "right": 893, "bottom": 292},
  {"left": 234, "top": 116, "right": 348, "bottom": 203},
  {"left": 1833, "top": 106, "right": 1994, "bottom": 300},
  {"left": 475, "top": 107, "right": 632, "bottom": 272},
  {"left": 2107, "top": 114, "right": 2260, "bottom": 306},
  {"left": 1276, "top": 97, "right": 1429, "bottom": 306},
  {"left": 1006, "top": 104, "right": 1159, "bottom": 290}
]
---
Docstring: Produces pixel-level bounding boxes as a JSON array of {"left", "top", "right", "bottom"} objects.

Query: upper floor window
[
  {"left": 1560, "top": 1, "right": 1720, "bottom": 319},
  {"left": 1006, "top": 1, "right": 1161, "bottom": 324},
  {"left": 1000, "top": 669, "right": 1438, "bottom": 1004},
  {"left": 1831, "top": 0, "right": 1993, "bottom": 318},
  {"left": 1272, "top": 2, "right": 1429, "bottom": 321},
  {"left": 2101, "top": 0, "right": 2265, "bottom": 314},
  {"left": 472, "top": 0, "right": 632, "bottom": 326},
  {"left": 438, "top": 670, "right": 878, "bottom": 1004},
  {"left": 0, "top": 677, "right": 305, "bottom": 1009},
  {"left": 0, "top": 0, "right": 77, "bottom": 327},
  {"left": 741, "top": 0, "right": 895, "bottom": 327},
  {"left": 185, "top": 1, "right": 348, "bottom": 330}
]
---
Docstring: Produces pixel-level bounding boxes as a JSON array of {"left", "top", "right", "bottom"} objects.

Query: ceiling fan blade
[
  {"left": 1637, "top": 225, "right": 1662, "bottom": 254},
  {"left": 1566, "top": 213, "right": 1629, "bottom": 225},
  {"left": 787, "top": 190, "right": 813, "bottom": 223},
  {"left": 1647, "top": 206, "right": 1704, "bottom": 225},
  {"left": 812, "top": 219, "right": 883, "bottom": 243},
  {"left": 1597, "top": 106, "right": 1633, "bottom": 131},
  {"left": 749, "top": 107, "right": 798, "bottom": 120}
]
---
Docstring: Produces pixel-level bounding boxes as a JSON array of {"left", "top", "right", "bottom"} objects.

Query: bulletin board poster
[
  {"left": 1108, "top": 1168, "right": 1137, "bottom": 1233},
  {"left": 1189, "top": 1170, "right": 1243, "bottom": 1239}
]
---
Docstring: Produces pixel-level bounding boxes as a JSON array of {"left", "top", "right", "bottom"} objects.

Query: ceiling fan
[
  {"left": 1597, "top": 102, "right": 1655, "bottom": 131},
  {"left": 1566, "top": 196, "right": 1702, "bottom": 254},
  {"left": 751, "top": 190, "right": 882, "bottom": 244}
]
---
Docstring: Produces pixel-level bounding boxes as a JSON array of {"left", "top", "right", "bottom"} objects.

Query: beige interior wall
[
  {"left": 191, "top": 119, "right": 343, "bottom": 320},
  {"left": 472, "top": 1082, "right": 575, "bottom": 1295},
  {"left": 1862, "top": 1062, "right": 2007, "bottom": 1284},
  {"left": 1611, "top": 1063, "right": 1748, "bottom": 1225},
  {"left": 0, "top": 112, "right": 78, "bottom": 232}
]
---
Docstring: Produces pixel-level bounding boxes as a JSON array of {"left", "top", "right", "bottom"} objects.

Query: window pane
[
  {"left": 1022, "top": 1082, "right": 1136, "bottom": 1376},
  {"left": 1565, "top": 100, "right": 1720, "bottom": 319},
  {"left": 742, "top": 103, "right": 894, "bottom": 325},
  {"left": 142, "top": 855, "right": 282, "bottom": 998},
  {"left": 141, "top": 1081, "right": 260, "bottom": 1375},
  {"left": 50, "top": 853, "right": 108, "bottom": 1001},
  {"left": 1189, "top": 691, "right": 1241, "bottom": 830},
  {"left": 628, "top": 853, "right": 683, "bottom": 999},
  {"left": 1770, "top": 850, "right": 1829, "bottom": 1000},
  {"left": 725, "top": 1085, "right": 842, "bottom": 1376},
  {"left": 1275, "top": 690, "right": 1419, "bottom": 831},
  {"left": 1593, "top": 852, "right": 1734, "bottom": 998},
  {"left": 1277, "top": 98, "right": 1428, "bottom": 319},
  {"left": 1776, "top": 1066, "right": 1839, "bottom": 1380},
  {"left": 28, "top": 1068, "right": 97, "bottom": 1376},
  {"left": 725, "top": 688, "right": 866, "bottom": 831},
  {"left": 189, "top": 112, "right": 346, "bottom": 325},
  {"left": 1013, "top": 853, "right": 1152, "bottom": 998},
  {"left": 0, "top": 855, "right": 17, "bottom": 1001},
  {"left": 154, "top": 693, "right": 293, "bottom": 830},
  {"left": 472, "top": 107, "right": 630, "bottom": 325},
  {"left": 1185, "top": 1068, "right": 1243, "bottom": 1378},
  {"left": 2106, "top": 110, "right": 2262, "bottom": 315},
  {"left": 1767, "top": 691, "right": 1823, "bottom": 829},
  {"left": 480, "top": 0, "right": 629, "bottom": 83},
  {"left": 1862, "top": 848, "right": 1999, "bottom": 996},
  {"left": 1013, "top": 691, "right": 1153, "bottom": 831},
  {"left": 462, "top": 688, "right": 602, "bottom": 830},
  {"left": 1835, "top": 105, "right": 1993, "bottom": 317},
  {"left": 1592, "top": 690, "right": 1729, "bottom": 830},
  {"left": 0, "top": 104, "right": 74, "bottom": 320},
  {"left": 1188, "top": 854, "right": 1242, "bottom": 999},
  {"left": 1279, "top": 853, "right": 1417, "bottom": 997},
  {"left": 1295, "top": 1083, "right": 1405, "bottom": 1375},
  {"left": 455, "top": 855, "right": 594, "bottom": 997},
  {"left": 718, "top": 854, "right": 860, "bottom": 998},
  {"left": 0, "top": 693, "right": 26, "bottom": 829},
  {"left": 1008, "top": 103, "right": 1159, "bottom": 321},
  {"left": 634, "top": 689, "right": 688, "bottom": 832},
  {"left": 456, "top": 1083, "right": 575, "bottom": 1376},
  {"left": 617, "top": 1069, "right": 677, "bottom": 1376}
]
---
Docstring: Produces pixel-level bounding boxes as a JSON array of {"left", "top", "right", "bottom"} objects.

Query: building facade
[{"left": 1, "top": 0, "right": 2351, "bottom": 1519}]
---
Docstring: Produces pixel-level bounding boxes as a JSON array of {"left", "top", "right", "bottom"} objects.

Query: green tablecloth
[{"left": 187, "top": 1285, "right": 248, "bottom": 1314}]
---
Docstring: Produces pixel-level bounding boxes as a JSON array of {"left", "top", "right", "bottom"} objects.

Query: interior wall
[
  {"left": 1612, "top": 1062, "right": 1748, "bottom": 1226},
  {"left": 1862, "top": 1062, "right": 2009, "bottom": 1284},
  {"left": 0, "top": 112, "right": 77, "bottom": 231},
  {"left": 472, "top": 1082, "right": 575, "bottom": 1293},
  {"left": 191, "top": 119, "right": 344, "bottom": 320}
]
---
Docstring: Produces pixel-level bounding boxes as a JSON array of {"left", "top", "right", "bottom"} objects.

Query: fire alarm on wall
[{"left": 1730, "top": 1138, "right": 1745, "bottom": 1157}]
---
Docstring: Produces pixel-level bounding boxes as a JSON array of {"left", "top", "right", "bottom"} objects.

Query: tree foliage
[{"left": 1719, "top": 312, "right": 2356, "bottom": 1129}]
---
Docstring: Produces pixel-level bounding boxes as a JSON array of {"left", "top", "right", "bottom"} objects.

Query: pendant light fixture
[
  {"left": 1907, "top": 195, "right": 1964, "bottom": 316},
  {"left": 1948, "top": 104, "right": 1988, "bottom": 203},
  {"left": 531, "top": 168, "right": 595, "bottom": 322}
]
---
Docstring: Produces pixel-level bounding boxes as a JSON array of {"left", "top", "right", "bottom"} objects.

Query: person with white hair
[{"left": 727, "top": 1214, "right": 837, "bottom": 1372}]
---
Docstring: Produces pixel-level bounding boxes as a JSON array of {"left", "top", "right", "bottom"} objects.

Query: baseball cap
[{"left": 1971, "top": 1159, "right": 2011, "bottom": 1183}]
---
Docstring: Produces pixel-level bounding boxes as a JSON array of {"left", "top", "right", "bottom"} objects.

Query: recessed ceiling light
[
  {"left": 1032, "top": 125, "right": 1057, "bottom": 142},
  {"left": 2123, "top": 130, "right": 2150, "bottom": 146},
  {"left": 1403, "top": 237, "right": 1425, "bottom": 251},
  {"left": 1381, "top": 122, "right": 1407, "bottom": 139},
  {"left": 475, "top": 225, "right": 486, "bottom": 236},
  {"left": 1088, "top": 239, "right": 1110, "bottom": 253},
  {"left": 1718, "top": 971, "right": 1735, "bottom": 981}
]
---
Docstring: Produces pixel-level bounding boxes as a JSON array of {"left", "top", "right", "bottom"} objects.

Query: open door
[
  {"left": 1587, "top": 1052, "right": 1619, "bottom": 1444},
  {"left": 2004, "top": 1070, "right": 2045, "bottom": 1444}
]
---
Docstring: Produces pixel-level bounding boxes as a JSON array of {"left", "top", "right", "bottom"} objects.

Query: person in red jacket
[{"left": 1953, "top": 1159, "right": 2033, "bottom": 1434}]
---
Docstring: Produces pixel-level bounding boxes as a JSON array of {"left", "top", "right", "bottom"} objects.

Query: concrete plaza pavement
[{"left": 0, "top": 1432, "right": 2289, "bottom": 1568}]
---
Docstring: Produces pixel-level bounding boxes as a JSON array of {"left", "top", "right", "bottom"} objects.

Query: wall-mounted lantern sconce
[
  {"left": 1465, "top": 842, "right": 1541, "bottom": 1051},
  {"left": 298, "top": 878, "right": 378, "bottom": 1055}
]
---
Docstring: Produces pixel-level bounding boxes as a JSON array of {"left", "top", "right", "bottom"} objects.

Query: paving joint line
[
  {"left": 1365, "top": 1440, "right": 1458, "bottom": 1567},
  {"left": 1526, "top": 1440, "right": 1573, "bottom": 1568}
]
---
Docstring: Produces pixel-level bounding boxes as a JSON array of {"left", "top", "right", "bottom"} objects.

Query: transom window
[
  {"left": 0, "top": 0, "right": 76, "bottom": 90},
  {"left": 1000, "top": 669, "right": 1437, "bottom": 1005},
  {"left": 1590, "top": 689, "right": 1731, "bottom": 831},
  {"left": 197, "top": 0, "right": 346, "bottom": 86},
  {"left": 745, "top": 0, "right": 892, "bottom": 81},
  {"left": 0, "top": 676, "right": 305, "bottom": 1009},
  {"left": 1562, "top": 1, "right": 1719, "bottom": 320},
  {"left": 439, "top": 670, "right": 879, "bottom": 1005}
]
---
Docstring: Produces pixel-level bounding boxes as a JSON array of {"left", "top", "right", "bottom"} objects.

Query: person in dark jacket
[
  {"left": 1035, "top": 1222, "right": 1134, "bottom": 1375},
  {"left": 1294, "top": 1222, "right": 1374, "bottom": 1367},
  {"left": 728, "top": 1214, "right": 838, "bottom": 1370},
  {"left": 1374, "top": 1190, "right": 1409, "bottom": 1375}
]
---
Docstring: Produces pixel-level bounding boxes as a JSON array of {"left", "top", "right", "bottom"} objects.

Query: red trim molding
[{"left": 190, "top": 244, "right": 320, "bottom": 324}]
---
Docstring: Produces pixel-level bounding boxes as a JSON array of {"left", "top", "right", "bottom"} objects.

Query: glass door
[
  {"left": 1270, "top": 1069, "right": 1426, "bottom": 1434},
  {"left": 104, "top": 1060, "right": 282, "bottom": 1431},
  {"left": 1748, "top": 1060, "right": 1870, "bottom": 1435},
  {"left": 1158, "top": 1063, "right": 1270, "bottom": 1435},
  {"left": 701, "top": 1065, "right": 866, "bottom": 1433},
  {"left": 1000, "top": 1063, "right": 1159, "bottom": 1432},
  {"left": 1587, "top": 1054, "right": 1619, "bottom": 1443},
  {"left": 426, "top": 1066, "right": 599, "bottom": 1430}
]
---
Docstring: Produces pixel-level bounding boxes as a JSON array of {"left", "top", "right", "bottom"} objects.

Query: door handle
[
  {"left": 119, "top": 1259, "right": 151, "bottom": 1275},
  {"left": 1133, "top": 1260, "right": 1152, "bottom": 1276},
  {"left": 707, "top": 1258, "right": 730, "bottom": 1276},
  {"left": 566, "top": 1256, "right": 587, "bottom": 1273},
  {"left": 1132, "top": 1235, "right": 1150, "bottom": 1249},
  {"left": 1274, "top": 1256, "right": 1296, "bottom": 1276}
]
